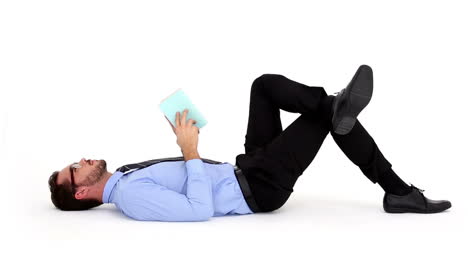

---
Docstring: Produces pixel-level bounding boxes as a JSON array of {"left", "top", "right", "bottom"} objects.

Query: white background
[{"left": 1, "top": 0, "right": 467, "bottom": 263}]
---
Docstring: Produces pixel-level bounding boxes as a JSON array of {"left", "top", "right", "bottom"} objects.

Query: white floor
[
  {"left": 2, "top": 1, "right": 467, "bottom": 263},
  {"left": 3, "top": 156, "right": 467, "bottom": 264},
  {"left": 3, "top": 95, "right": 467, "bottom": 263}
]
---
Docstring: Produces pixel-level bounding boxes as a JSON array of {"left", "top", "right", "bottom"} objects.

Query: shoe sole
[
  {"left": 334, "top": 65, "right": 373, "bottom": 135},
  {"left": 384, "top": 205, "right": 451, "bottom": 214}
]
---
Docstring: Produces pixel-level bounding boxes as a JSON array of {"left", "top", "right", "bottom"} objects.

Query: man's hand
[
  {"left": 173, "top": 109, "right": 200, "bottom": 154},
  {"left": 166, "top": 112, "right": 199, "bottom": 135}
]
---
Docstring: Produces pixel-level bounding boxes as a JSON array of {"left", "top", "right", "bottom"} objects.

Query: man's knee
[
  {"left": 252, "top": 74, "right": 267, "bottom": 88},
  {"left": 252, "top": 74, "right": 284, "bottom": 92},
  {"left": 255, "top": 73, "right": 284, "bottom": 83}
]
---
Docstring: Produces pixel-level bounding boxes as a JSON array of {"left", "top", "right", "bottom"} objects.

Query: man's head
[{"left": 48, "top": 158, "right": 111, "bottom": 211}]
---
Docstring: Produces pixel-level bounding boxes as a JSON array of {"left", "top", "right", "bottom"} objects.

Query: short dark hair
[{"left": 48, "top": 171, "right": 103, "bottom": 211}]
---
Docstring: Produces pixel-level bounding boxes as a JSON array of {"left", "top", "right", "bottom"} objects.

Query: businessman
[{"left": 48, "top": 65, "right": 451, "bottom": 221}]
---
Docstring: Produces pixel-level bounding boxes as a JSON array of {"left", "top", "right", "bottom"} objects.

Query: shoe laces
[
  {"left": 409, "top": 183, "right": 425, "bottom": 193},
  {"left": 409, "top": 183, "right": 428, "bottom": 209}
]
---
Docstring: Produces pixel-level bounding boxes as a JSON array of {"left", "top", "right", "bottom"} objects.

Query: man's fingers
[
  {"left": 188, "top": 119, "right": 196, "bottom": 125},
  {"left": 182, "top": 109, "right": 188, "bottom": 126},
  {"left": 176, "top": 109, "right": 197, "bottom": 128}
]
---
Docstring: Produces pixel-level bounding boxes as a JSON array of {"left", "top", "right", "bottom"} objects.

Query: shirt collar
[{"left": 102, "top": 171, "right": 125, "bottom": 203}]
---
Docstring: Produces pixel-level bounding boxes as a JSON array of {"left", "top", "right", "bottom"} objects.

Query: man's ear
[{"left": 74, "top": 187, "right": 90, "bottom": 200}]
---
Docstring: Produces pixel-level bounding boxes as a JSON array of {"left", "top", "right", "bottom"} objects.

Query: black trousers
[{"left": 235, "top": 74, "right": 394, "bottom": 212}]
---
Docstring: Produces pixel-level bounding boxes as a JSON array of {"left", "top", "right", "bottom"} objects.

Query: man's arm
[
  {"left": 182, "top": 147, "right": 201, "bottom": 161},
  {"left": 121, "top": 168, "right": 214, "bottom": 222},
  {"left": 121, "top": 146, "right": 212, "bottom": 221},
  {"left": 169, "top": 109, "right": 201, "bottom": 161},
  {"left": 172, "top": 109, "right": 199, "bottom": 152}
]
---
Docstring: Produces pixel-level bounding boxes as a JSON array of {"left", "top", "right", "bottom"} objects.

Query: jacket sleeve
[{"left": 121, "top": 159, "right": 214, "bottom": 222}]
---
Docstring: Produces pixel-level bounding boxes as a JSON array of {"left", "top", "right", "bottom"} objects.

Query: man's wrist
[{"left": 182, "top": 148, "right": 200, "bottom": 161}]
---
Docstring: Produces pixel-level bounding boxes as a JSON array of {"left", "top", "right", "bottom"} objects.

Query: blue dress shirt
[{"left": 102, "top": 158, "right": 254, "bottom": 221}]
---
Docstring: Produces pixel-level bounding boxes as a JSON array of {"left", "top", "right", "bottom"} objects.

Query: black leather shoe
[
  {"left": 332, "top": 65, "right": 373, "bottom": 135},
  {"left": 383, "top": 184, "right": 452, "bottom": 214}
]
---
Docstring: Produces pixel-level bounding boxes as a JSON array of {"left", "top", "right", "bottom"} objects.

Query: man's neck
[{"left": 94, "top": 171, "right": 114, "bottom": 202}]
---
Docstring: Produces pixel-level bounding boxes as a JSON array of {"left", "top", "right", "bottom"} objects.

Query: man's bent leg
[
  {"left": 236, "top": 74, "right": 334, "bottom": 212},
  {"left": 235, "top": 73, "right": 411, "bottom": 214},
  {"left": 237, "top": 112, "right": 330, "bottom": 212},
  {"left": 240, "top": 73, "right": 333, "bottom": 154}
]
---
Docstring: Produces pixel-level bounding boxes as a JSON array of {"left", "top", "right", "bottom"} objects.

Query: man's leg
[
  {"left": 236, "top": 73, "right": 410, "bottom": 213},
  {"left": 330, "top": 119, "right": 411, "bottom": 195},
  {"left": 236, "top": 73, "right": 335, "bottom": 212}
]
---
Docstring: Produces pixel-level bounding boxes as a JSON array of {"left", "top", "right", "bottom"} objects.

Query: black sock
[{"left": 378, "top": 168, "right": 412, "bottom": 195}]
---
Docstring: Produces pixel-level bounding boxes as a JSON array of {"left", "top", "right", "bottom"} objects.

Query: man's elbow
[{"left": 192, "top": 206, "right": 214, "bottom": 221}]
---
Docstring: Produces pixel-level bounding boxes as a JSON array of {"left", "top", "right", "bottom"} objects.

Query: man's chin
[{"left": 99, "top": 159, "right": 107, "bottom": 170}]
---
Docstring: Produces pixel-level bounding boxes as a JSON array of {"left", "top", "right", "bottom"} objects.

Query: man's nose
[{"left": 80, "top": 158, "right": 86, "bottom": 165}]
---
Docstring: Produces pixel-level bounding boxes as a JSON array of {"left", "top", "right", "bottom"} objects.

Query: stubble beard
[{"left": 82, "top": 159, "right": 107, "bottom": 186}]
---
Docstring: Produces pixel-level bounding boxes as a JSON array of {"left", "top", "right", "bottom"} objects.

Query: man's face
[{"left": 57, "top": 158, "right": 108, "bottom": 188}]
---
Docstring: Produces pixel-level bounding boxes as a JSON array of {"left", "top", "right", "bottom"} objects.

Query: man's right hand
[{"left": 174, "top": 109, "right": 199, "bottom": 153}]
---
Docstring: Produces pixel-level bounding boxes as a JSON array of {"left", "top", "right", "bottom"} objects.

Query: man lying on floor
[{"left": 48, "top": 65, "right": 451, "bottom": 221}]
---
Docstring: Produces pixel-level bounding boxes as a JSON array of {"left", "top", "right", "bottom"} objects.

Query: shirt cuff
[{"left": 185, "top": 158, "right": 203, "bottom": 172}]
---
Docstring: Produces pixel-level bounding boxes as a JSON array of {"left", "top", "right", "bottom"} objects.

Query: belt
[{"left": 233, "top": 165, "right": 261, "bottom": 213}]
